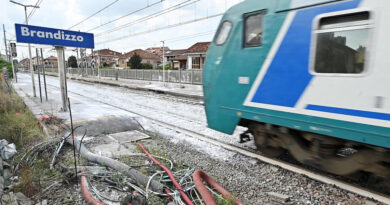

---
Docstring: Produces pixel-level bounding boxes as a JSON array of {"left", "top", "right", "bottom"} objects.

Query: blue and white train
[{"left": 203, "top": 0, "right": 390, "bottom": 178}]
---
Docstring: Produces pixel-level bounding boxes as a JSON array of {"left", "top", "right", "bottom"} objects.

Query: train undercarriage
[{"left": 244, "top": 122, "right": 390, "bottom": 182}]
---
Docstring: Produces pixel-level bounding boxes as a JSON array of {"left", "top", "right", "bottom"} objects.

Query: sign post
[
  {"left": 15, "top": 23, "right": 94, "bottom": 112},
  {"left": 56, "top": 46, "right": 67, "bottom": 111}
]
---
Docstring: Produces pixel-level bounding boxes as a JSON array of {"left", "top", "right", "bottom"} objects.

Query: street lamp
[
  {"left": 161, "top": 40, "right": 165, "bottom": 85},
  {"left": 10, "top": 0, "right": 39, "bottom": 97}
]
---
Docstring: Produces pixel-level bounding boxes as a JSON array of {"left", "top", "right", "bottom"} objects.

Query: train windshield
[{"left": 215, "top": 21, "right": 232, "bottom": 45}]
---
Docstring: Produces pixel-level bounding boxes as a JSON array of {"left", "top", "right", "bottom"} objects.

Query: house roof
[
  {"left": 94, "top": 49, "right": 122, "bottom": 56},
  {"left": 44, "top": 56, "right": 57, "bottom": 61},
  {"left": 185, "top": 42, "right": 210, "bottom": 54},
  {"left": 165, "top": 49, "right": 186, "bottom": 57},
  {"left": 122, "top": 49, "right": 160, "bottom": 61}
]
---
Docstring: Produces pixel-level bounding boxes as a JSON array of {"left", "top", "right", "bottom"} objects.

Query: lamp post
[
  {"left": 10, "top": 0, "right": 39, "bottom": 97},
  {"left": 161, "top": 40, "right": 165, "bottom": 85}
]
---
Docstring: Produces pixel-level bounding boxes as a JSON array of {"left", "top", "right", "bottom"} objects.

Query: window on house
[
  {"left": 244, "top": 11, "right": 265, "bottom": 47},
  {"left": 215, "top": 21, "right": 232, "bottom": 45},
  {"left": 192, "top": 57, "right": 200, "bottom": 69},
  {"left": 312, "top": 12, "right": 371, "bottom": 74}
]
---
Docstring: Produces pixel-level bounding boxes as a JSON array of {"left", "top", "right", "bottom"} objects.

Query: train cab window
[
  {"left": 244, "top": 12, "right": 264, "bottom": 47},
  {"left": 215, "top": 21, "right": 232, "bottom": 45},
  {"left": 312, "top": 12, "right": 371, "bottom": 74}
]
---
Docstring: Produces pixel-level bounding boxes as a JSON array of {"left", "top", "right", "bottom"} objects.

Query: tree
[
  {"left": 0, "top": 57, "right": 12, "bottom": 79},
  {"left": 67, "top": 55, "right": 78, "bottom": 68},
  {"left": 128, "top": 53, "right": 142, "bottom": 69}
]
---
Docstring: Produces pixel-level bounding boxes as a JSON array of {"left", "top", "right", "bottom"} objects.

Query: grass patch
[{"left": 0, "top": 80, "right": 44, "bottom": 147}]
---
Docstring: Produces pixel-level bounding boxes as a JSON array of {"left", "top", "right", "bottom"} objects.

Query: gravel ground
[
  {"left": 15, "top": 73, "right": 386, "bottom": 204},
  {"left": 122, "top": 129, "right": 378, "bottom": 205}
]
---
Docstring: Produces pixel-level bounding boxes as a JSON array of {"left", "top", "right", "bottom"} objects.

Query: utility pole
[
  {"left": 3, "top": 24, "right": 9, "bottom": 62},
  {"left": 161, "top": 40, "right": 165, "bottom": 85},
  {"left": 40, "top": 48, "right": 48, "bottom": 101},
  {"left": 10, "top": 0, "right": 40, "bottom": 97}
]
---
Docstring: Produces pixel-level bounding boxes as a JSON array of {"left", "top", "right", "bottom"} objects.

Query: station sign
[{"left": 15, "top": 24, "right": 94, "bottom": 49}]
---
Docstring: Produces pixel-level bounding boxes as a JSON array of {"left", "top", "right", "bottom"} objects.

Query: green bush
[
  {"left": 157, "top": 64, "right": 172, "bottom": 70},
  {"left": 142, "top": 63, "right": 153, "bottom": 69},
  {"left": 0, "top": 57, "right": 13, "bottom": 79}
]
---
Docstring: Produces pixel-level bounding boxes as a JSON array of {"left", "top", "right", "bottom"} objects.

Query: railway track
[
  {"left": 59, "top": 84, "right": 390, "bottom": 204},
  {"left": 24, "top": 74, "right": 390, "bottom": 204}
]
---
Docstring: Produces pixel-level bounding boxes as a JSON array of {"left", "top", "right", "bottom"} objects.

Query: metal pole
[
  {"left": 161, "top": 41, "right": 165, "bottom": 85},
  {"left": 63, "top": 49, "right": 68, "bottom": 101},
  {"left": 10, "top": 57, "right": 16, "bottom": 83},
  {"left": 40, "top": 48, "right": 48, "bottom": 101},
  {"left": 36, "top": 48, "right": 42, "bottom": 103},
  {"left": 67, "top": 97, "right": 78, "bottom": 183},
  {"left": 25, "top": 7, "right": 36, "bottom": 97},
  {"left": 56, "top": 46, "right": 67, "bottom": 112},
  {"left": 3, "top": 24, "right": 9, "bottom": 62}
]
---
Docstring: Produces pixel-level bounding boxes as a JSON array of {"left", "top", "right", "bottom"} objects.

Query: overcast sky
[{"left": 0, "top": 0, "right": 243, "bottom": 60}]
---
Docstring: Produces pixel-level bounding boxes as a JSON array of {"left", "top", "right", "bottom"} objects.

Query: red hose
[
  {"left": 137, "top": 143, "right": 194, "bottom": 205},
  {"left": 193, "top": 170, "right": 243, "bottom": 205},
  {"left": 164, "top": 189, "right": 174, "bottom": 201},
  {"left": 80, "top": 171, "right": 107, "bottom": 205}
]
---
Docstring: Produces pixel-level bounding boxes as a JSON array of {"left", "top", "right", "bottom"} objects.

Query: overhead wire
[
  {"left": 27, "top": 0, "right": 43, "bottom": 20},
  {"left": 86, "top": 0, "right": 165, "bottom": 32},
  {"left": 96, "top": 13, "right": 222, "bottom": 45},
  {"left": 95, "top": 0, "right": 198, "bottom": 37},
  {"left": 68, "top": 0, "right": 121, "bottom": 30},
  {"left": 105, "top": 30, "right": 215, "bottom": 52}
]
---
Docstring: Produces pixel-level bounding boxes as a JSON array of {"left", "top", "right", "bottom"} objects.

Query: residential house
[
  {"left": 145, "top": 47, "right": 170, "bottom": 56},
  {"left": 32, "top": 56, "right": 43, "bottom": 66},
  {"left": 184, "top": 42, "right": 210, "bottom": 69},
  {"left": 119, "top": 49, "right": 161, "bottom": 69},
  {"left": 18, "top": 58, "right": 30, "bottom": 69},
  {"left": 165, "top": 49, "right": 187, "bottom": 70},
  {"left": 43, "top": 56, "right": 58, "bottom": 68},
  {"left": 93, "top": 49, "right": 122, "bottom": 67}
]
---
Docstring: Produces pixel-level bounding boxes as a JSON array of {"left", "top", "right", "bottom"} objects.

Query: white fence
[{"left": 38, "top": 67, "right": 203, "bottom": 85}]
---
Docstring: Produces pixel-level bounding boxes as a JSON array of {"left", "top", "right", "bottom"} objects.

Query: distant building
[
  {"left": 93, "top": 49, "right": 122, "bottom": 67},
  {"left": 165, "top": 49, "right": 187, "bottom": 70},
  {"left": 18, "top": 58, "right": 30, "bottom": 69},
  {"left": 185, "top": 42, "right": 210, "bottom": 69},
  {"left": 43, "top": 56, "right": 58, "bottom": 68},
  {"left": 32, "top": 56, "right": 43, "bottom": 66},
  {"left": 145, "top": 47, "right": 170, "bottom": 56},
  {"left": 119, "top": 49, "right": 161, "bottom": 69}
]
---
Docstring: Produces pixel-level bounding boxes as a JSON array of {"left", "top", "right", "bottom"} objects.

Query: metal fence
[{"left": 34, "top": 67, "right": 203, "bottom": 85}]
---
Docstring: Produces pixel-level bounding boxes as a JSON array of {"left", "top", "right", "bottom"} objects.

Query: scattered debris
[
  {"left": 267, "top": 192, "right": 291, "bottom": 204},
  {"left": 0, "top": 139, "right": 17, "bottom": 160}
]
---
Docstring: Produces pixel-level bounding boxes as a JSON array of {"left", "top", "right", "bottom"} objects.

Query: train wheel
[{"left": 252, "top": 125, "right": 285, "bottom": 157}]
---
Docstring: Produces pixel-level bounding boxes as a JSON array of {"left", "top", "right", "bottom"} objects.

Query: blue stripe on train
[
  {"left": 251, "top": 0, "right": 361, "bottom": 107},
  {"left": 306, "top": 105, "right": 390, "bottom": 121}
]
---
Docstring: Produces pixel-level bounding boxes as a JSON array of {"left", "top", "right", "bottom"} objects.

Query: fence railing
[{"left": 30, "top": 67, "right": 203, "bottom": 85}]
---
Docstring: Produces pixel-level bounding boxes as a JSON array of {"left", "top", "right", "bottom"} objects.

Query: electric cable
[{"left": 68, "top": 0, "right": 121, "bottom": 30}]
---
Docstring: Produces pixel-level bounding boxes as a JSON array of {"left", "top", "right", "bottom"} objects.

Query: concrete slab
[{"left": 109, "top": 130, "right": 150, "bottom": 143}]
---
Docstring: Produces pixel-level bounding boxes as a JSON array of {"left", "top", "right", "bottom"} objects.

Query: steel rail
[{"left": 21, "top": 73, "right": 390, "bottom": 204}]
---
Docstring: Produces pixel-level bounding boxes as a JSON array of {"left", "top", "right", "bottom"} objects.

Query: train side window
[
  {"left": 215, "top": 21, "right": 232, "bottom": 45},
  {"left": 312, "top": 11, "right": 371, "bottom": 74},
  {"left": 244, "top": 12, "right": 265, "bottom": 47}
]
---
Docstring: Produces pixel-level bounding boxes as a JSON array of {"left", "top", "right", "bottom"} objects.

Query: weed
[{"left": 0, "top": 81, "right": 44, "bottom": 147}]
